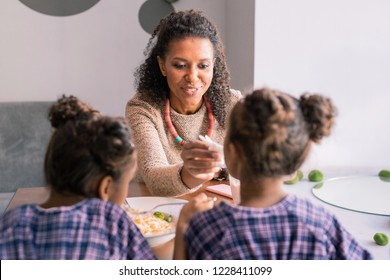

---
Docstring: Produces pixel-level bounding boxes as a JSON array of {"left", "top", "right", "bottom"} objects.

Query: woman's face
[{"left": 157, "top": 37, "right": 214, "bottom": 114}]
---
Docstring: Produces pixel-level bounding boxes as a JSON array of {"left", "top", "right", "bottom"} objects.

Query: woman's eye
[
  {"left": 173, "top": 64, "right": 186, "bottom": 69},
  {"left": 199, "top": 64, "right": 210, "bottom": 69}
]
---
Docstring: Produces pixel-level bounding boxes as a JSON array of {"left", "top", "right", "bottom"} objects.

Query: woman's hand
[{"left": 180, "top": 140, "right": 223, "bottom": 188}]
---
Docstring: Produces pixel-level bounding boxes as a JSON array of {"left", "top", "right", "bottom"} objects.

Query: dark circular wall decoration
[
  {"left": 19, "top": 0, "right": 101, "bottom": 16},
  {"left": 138, "top": 0, "right": 176, "bottom": 34}
]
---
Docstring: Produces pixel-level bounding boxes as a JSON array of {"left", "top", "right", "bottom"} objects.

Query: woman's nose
[{"left": 185, "top": 66, "right": 198, "bottom": 83}]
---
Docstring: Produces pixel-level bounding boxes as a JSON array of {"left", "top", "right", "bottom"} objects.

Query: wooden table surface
[{"left": 5, "top": 180, "right": 232, "bottom": 260}]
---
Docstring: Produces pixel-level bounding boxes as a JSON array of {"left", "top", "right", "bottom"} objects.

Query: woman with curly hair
[
  {"left": 126, "top": 9, "right": 241, "bottom": 196},
  {"left": 175, "top": 88, "right": 372, "bottom": 260}
]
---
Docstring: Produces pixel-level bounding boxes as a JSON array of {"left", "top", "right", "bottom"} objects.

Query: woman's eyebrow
[{"left": 171, "top": 57, "right": 213, "bottom": 62}]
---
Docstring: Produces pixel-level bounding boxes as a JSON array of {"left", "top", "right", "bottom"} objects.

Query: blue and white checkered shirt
[
  {"left": 0, "top": 198, "right": 156, "bottom": 260},
  {"left": 185, "top": 195, "right": 372, "bottom": 260}
]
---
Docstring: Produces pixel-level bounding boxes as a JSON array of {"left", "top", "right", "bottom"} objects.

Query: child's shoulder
[
  {"left": 1, "top": 204, "right": 37, "bottom": 220},
  {"left": 0, "top": 200, "right": 126, "bottom": 227},
  {"left": 82, "top": 199, "right": 128, "bottom": 218},
  {"left": 289, "top": 195, "right": 330, "bottom": 212},
  {"left": 191, "top": 201, "right": 236, "bottom": 225},
  {"left": 0, "top": 204, "right": 38, "bottom": 232},
  {"left": 285, "top": 195, "right": 336, "bottom": 225}
]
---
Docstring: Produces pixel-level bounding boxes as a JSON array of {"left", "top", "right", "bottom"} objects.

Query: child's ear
[
  {"left": 229, "top": 142, "right": 241, "bottom": 162},
  {"left": 227, "top": 142, "right": 241, "bottom": 177},
  {"left": 98, "top": 176, "right": 113, "bottom": 201}
]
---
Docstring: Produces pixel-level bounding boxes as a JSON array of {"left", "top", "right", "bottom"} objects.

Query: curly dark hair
[
  {"left": 134, "top": 9, "right": 231, "bottom": 127},
  {"left": 45, "top": 95, "right": 136, "bottom": 197},
  {"left": 48, "top": 94, "right": 100, "bottom": 129},
  {"left": 228, "top": 88, "right": 337, "bottom": 178}
]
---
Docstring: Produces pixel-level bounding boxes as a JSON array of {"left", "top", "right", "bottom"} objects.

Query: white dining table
[{"left": 283, "top": 166, "right": 390, "bottom": 260}]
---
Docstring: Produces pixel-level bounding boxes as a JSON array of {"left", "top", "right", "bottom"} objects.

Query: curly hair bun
[
  {"left": 89, "top": 116, "right": 135, "bottom": 169},
  {"left": 300, "top": 94, "right": 337, "bottom": 143},
  {"left": 48, "top": 95, "right": 99, "bottom": 129},
  {"left": 229, "top": 87, "right": 336, "bottom": 177},
  {"left": 245, "top": 88, "right": 295, "bottom": 123},
  {"left": 243, "top": 88, "right": 296, "bottom": 141}
]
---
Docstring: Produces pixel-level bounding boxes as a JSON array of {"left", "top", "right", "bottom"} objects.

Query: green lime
[
  {"left": 308, "top": 169, "right": 324, "bottom": 182},
  {"left": 297, "top": 170, "right": 304, "bottom": 181},
  {"left": 284, "top": 170, "right": 304, "bottom": 185},
  {"left": 379, "top": 169, "right": 390, "bottom": 178},
  {"left": 378, "top": 170, "right": 390, "bottom": 182},
  {"left": 373, "top": 232, "right": 389, "bottom": 246}
]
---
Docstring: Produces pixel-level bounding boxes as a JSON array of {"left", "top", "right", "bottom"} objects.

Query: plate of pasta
[{"left": 123, "top": 196, "right": 187, "bottom": 247}]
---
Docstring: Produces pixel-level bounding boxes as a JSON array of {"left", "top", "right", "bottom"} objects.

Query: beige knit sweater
[{"left": 125, "top": 89, "right": 241, "bottom": 196}]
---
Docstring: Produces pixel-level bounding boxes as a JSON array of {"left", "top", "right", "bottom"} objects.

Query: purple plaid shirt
[
  {"left": 0, "top": 198, "right": 156, "bottom": 260},
  {"left": 185, "top": 195, "right": 372, "bottom": 260}
]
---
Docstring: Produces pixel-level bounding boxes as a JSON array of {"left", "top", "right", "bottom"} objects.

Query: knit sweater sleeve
[{"left": 125, "top": 95, "right": 200, "bottom": 196}]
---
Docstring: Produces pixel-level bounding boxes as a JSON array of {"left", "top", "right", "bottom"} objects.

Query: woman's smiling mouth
[{"left": 181, "top": 86, "right": 203, "bottom": 95}]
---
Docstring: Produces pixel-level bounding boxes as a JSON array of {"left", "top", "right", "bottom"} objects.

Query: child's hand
[
  {"left": 177, "top": 193, "right": 216, "bottom": 232},
  {"left": 174, "top": 194, "right": 216, "bottom": 260}
]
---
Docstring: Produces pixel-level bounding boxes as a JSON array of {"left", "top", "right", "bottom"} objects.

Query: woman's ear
[
  {"left": 98, "top": 175, "right": 113, "bottom": 201},
  {"left": 157, "top": 56, "right": 167, "bottom": 76}
]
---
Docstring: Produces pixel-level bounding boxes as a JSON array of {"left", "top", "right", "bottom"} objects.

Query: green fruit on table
[
  {"left": 284, "top": 170, "right": 304, "bottom": 185},
  {"left": 297, "top": 170, "right": 304, "bottom": 180},
  {"left": 378, "top": 170, "right": 390, "bottom": 182},
  {"left": 308, "top": 169, "right": 324, "bottom": 182},
  {"left": 373, "top": 232, "right": 389, "bottom": 246},
  {"left": 378, "top": 169, "right": 390, "bottom": 178}
]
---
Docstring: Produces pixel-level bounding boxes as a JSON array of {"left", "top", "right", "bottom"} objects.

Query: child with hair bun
[
  {"left": 175, "top": 88, "right": 372, "bottom": 260},
  {"left": 0, "top": 95, "right": 155, "bottom": 260}
]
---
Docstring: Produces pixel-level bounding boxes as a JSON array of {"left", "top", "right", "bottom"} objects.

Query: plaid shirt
[
  {"left": 0, "top": 198, "right": 156, "bottom": 260},
  {"left": 185, "top": 195, "right": 372, "bottom": 260}
]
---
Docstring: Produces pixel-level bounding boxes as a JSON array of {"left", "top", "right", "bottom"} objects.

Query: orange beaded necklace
[{"left": 164, "top": 96, "right": 214, "bottom": 145}]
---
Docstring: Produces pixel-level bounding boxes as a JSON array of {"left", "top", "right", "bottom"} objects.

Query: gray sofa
[{"left": 0, "top": 101, "right": 52, "bottom": 213}]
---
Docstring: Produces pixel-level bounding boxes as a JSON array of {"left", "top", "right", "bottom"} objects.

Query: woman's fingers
[
  {"left": 182, "top": 148, "right": 220, "bottom": 161},
  {"left": 183, "top": 140, "right": 220, "bottom": 159},
  {"left": 181, "top": 140, "right": 224, "bottom": 181},
  {"left": 183, "top": 140, "right": 209, "bottom": 150},
  {"left": 183, "top": 163, "right": 221, "bottom": 180},
  {"left": 182, "top": 141, "right": 222, "bottom": 165},
  {"left": 184, "top": 157, "right": 221, "bottom": 169}
]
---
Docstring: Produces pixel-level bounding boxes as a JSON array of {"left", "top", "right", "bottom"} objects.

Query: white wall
[
  {"left": 0, "top": 0, "right": 228, "bottom": 117},
  {"left": 254, "top": 0, "right": 390, "bottom": 169},
  {"left": 174, "top": 0, "right": 227, "bottom": 41},
  {"left": 0, "top": 0, "right": 147, "bottom": 116},
  {"left": 2, "top": 0, "right": 387, "bottom": 169},
  {"left": 225, "top": 0, "right": 255, "bottom": 92}
]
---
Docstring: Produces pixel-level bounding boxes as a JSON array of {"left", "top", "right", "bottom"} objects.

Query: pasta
[{"left": 123, "top": 204, "right": 176, "bottom": 236}]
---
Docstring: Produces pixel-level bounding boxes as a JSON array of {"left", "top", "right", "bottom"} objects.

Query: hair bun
[
  {"left": 300, "top": 93, "right": 337, "bottom": 143},
  {"left": 48, "top": 95, "right": 99, "bottom": 129},
  {"left": 244, "top": 88, "right": 296, "bottom": 133}
]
